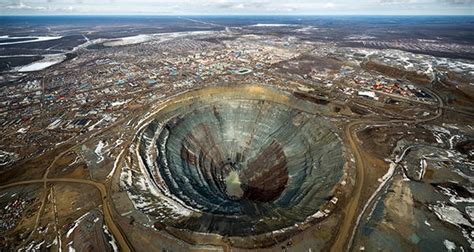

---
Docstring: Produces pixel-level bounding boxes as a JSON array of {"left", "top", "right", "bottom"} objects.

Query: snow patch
[
  {"left": 431, "top": 203, "right": 473, "bottom": 228},
  {"left": 103, "top": 225, "right": 119, "bottom": 252},
  {"left": 16, "top": 54, "right": 66, "bottom": 72},
  {"left": 66, "top": 212, "right": 90, "bottom": 238},
  {"left": 443, "top": 240, "right": 456, "bottom": 251},
  {"left": 0, "top": 35, "right": 62, "bottom": 46},
  {"left": 250, "top": 23, "right": 296, "bottom": 27},
  {"left": 94, "top": 140, "right": 108, "bottom": 163}
]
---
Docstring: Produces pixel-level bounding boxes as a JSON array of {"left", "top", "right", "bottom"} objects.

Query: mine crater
[{"left": 137, "top": 86, "right": 346, "bottom": 237}]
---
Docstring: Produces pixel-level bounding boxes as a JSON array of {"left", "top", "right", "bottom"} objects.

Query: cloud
[
  {"left": 4, "top": 1, "right": 77, "bottom": 12},
  {"left": 232, "top": 3, "right": 245, "bottom": 9},
  {"left": 442, "top": 0, "right": 474, "bottom": 4},
  {"left": 323, "top": 2, "right": 336, "bottom": 8},
  {"left": 379, "top": 0, "right": 473, "bottom": 3},
  {"left": 5, "top": 2, "right": 47, "bottom": 10},
  {"left": 204, "top": 0, "right": 269, "bottom": 10},
  {"left": 0, "top": 0, "right": 473, "bottom": 15}
]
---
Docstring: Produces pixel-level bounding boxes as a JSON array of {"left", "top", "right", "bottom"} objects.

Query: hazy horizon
[
  {"left": 1, "top": 14, "right": 474, "bottom": 16},
  {"left": 1, "top": 0, "right": 473, "bottom": 16}
]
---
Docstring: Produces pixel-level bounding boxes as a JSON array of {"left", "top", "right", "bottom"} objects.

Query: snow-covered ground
[
  {"left": 294, "top": 26, "right": 320, "bottom": 34},
  {"left": 443, "top": 240, "right": 456, "bottom": 251},
  {"left": 8, "top": 31, "right": 217, "bottom": 72},
  {"left": 18, "top": 61, "right": 60, "bottom": 72},
  {"left": 430, "top": 203, "right": 474, "bottom": 249},
  {"left": 15, "top": 54, "right": 66, "bottom": 72},
  {"left": 249, "top": 24, "right": 296, "bottom": 27},
  {"left": 102, "top": 30, "right": 216, "bottom": 47},
  {"left": 431, "top": 203, "right": 473, "bottom": 229},
  {"left": 94, "top": 140, "right": 108, "bottom": 163},
  {"left": 110, "top": 99, "right": 131, "bottom": 107},
  {"left": 0, "top": 150, "right": 18, "bottom": 166},
  {"left": 103, "top": 34, "right": 153, "bottom": 47},
  {"left": 66, "top": 212, "right": 90, "bottom": 238},
  {"left": 0, "top": 35, "right": 62, "bottom": 46},
  {"left": 103, "top": 225, "right": 119, "bottom": 252},
  {"left": 120, "top": 165, "right": 193, "bottom": 220},
  {"left": 346, "top": 35, "right": 377, "bottom": 40}
]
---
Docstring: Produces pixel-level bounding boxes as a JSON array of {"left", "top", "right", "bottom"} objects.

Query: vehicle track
[{"left": 330, "top": 86, "right": 443, "bottom": 252}]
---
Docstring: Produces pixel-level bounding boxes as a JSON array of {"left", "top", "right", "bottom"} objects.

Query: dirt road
[
  {"left": 0, "top": 178, "right": 132, "bottom": 252},
  {"left": 330, "top": 86, "right": 444, "bottom": 252}
]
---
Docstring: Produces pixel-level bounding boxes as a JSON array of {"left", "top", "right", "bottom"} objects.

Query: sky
[{"left": 0, "top": 0, "right": 473, "bottom": 15}]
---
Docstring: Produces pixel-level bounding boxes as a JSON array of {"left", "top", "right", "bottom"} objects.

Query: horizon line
[{"left": 1, "top": 13, "right": 474, "bottom": 17}]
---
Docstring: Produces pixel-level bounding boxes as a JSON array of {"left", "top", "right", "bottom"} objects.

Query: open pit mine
[
  {"left": 123, "top": 85, "right": 349, "bottom": 248},
  {"left": 1, "top": 16, "right": 473, "bottom": 252}
]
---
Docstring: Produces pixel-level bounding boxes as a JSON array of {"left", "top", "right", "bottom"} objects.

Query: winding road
[
  {"left": 0, "top": 83, "right": 449, "bottom": 252},
  {"left": 0, "top": 177, "right": 132, "bottom": 251},
  {"left": 330, "top": 85, "right": 444, "bottom": 252}
]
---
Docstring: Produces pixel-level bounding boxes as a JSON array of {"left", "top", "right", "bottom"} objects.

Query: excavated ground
[{"left": 136, "top": 85, "right": 346, "bottom": 237}]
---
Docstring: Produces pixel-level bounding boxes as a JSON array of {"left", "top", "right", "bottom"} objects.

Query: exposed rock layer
[{"left": 137, "top": 86, "right": 345, "bottom": 236}]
